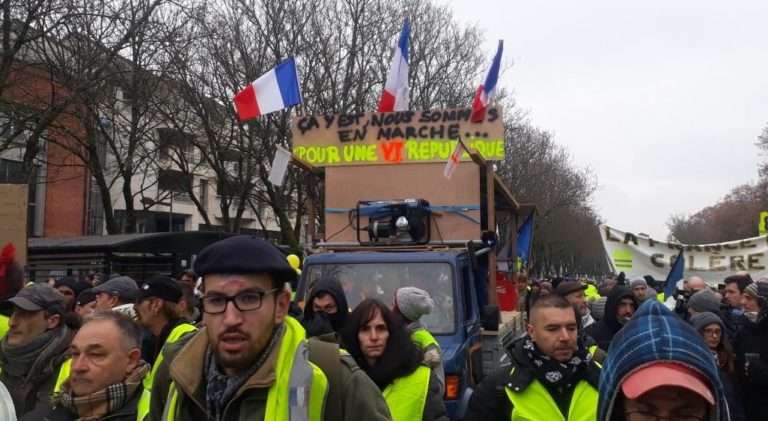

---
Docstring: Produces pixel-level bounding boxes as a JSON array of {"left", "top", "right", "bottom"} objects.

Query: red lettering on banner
[{"left": 379, "top": 138, "right": 405, "bottom": 163}]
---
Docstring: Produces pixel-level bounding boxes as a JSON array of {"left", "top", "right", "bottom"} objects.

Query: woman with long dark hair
[
  {"left": 691, "top": 311, "right": 746, "bottom": 421},
  {"left": 342, "top": 299, "right": 447, "bottom": 421}
]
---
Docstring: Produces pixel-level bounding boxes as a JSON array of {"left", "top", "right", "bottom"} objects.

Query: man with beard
[
  {"left": 135, "top": 276, "right": 197, "bottom": 421},
  {"left": 721, "top": 274, "right": 753, "bottom": 338},
  {"left": 302, "top": 277, "right": 349, "bottom": 340},
  {"left": 0, "top": 284, "right": 74, "bottom": 420},
  {"left": 733, "top": 281, "right": 768, "bottom": 421},
  {"left": 47, "top": 311, "right": 149, "bottom": 421},
  {"left": 463, "top": 294, "right": 601, "bottom": 421},
  {"left": 585, "top": 286, "right": 638, "bottom": 351},
  {"left": 146, "top": 235, "right": 391, "bottom": 421},
  {"left": 629, "top": 277, "right": 651, "bottom": 303}
]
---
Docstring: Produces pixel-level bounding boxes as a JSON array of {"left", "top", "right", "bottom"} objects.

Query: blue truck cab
[{"left": 295, "top": 246, "right": 495, "bottom": 420}]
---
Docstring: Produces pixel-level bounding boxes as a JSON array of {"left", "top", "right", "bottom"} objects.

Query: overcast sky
[{"left": 449, "top": 0, "right": 768, "bottom": 239}]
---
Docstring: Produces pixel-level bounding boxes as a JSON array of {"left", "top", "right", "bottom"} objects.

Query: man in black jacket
[
  {"left": 733, "top": 281, "right": 768, "bottom": 421},
  {"left": 584, "top": 286, "right": 638, "bottom": 351},
  {"left": 721, "top": 274, "right": 753, "bottom": 338},
  {"left": 47, "top": 311, "right": 149, "bottom": 421},
  {"left": 463, "top": 294, "right": 601, "bottom": 421}
]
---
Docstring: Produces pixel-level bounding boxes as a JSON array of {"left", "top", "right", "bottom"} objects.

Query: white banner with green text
[{"left": 600, "top": 225, "right": 768, "bottom": 284}]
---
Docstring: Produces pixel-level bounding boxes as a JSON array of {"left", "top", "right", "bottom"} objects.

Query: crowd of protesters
[
  {"left": 468, "top": 271, "right": 765, "bottom": 421},
  {"left": 0, "top": 235, "right": 765, "bottom": 420},
  {"left": 0, "top": 238, "right": 449, "bottom": 421}
]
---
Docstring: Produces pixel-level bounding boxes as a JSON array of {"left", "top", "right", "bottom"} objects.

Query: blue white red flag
[
  {"left": 233, "top": 57, "right": 302, "bottom": 121},
  {"left": 471, "top": 40, "right": 503, "bottom": 123},
  {"left": 378, "top": 19, "right": 410, "bottom": 112}
]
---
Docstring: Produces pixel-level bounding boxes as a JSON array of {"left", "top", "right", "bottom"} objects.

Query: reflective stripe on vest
[
  {"left": 54, "top": 358, "right": 72, "bottom": 394},
  {"left": 162, "top": 316, "right": 327, "bottom": 421},
  {"left": 162, "top": 382, "right": 179, "bottom": 421},
  {"left": 505, "top": 376, "right": 598, "bottom": 421},
  {"left": 382, "top": 365, "right": 431, "bottom": 421},
  {"left": 137, "top": 322, "right": 198, "bottom": 421}
]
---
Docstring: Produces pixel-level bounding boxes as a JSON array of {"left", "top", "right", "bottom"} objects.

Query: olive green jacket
[{"left": 146, "top": 327, "right": 392, "bottom": 421}]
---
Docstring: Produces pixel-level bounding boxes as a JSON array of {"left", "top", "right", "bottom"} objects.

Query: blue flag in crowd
[
  {"left": 664, "top": 250, "right": 685, "bottom": 299},
  {"left": 516, "top": 213, "right": 534, "bottom": 264}
]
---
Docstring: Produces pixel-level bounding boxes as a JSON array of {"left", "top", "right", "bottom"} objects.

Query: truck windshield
[{"left": 304, "top": 262, "right": 455, "bottom": 334}]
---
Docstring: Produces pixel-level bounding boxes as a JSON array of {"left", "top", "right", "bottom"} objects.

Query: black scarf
[
  {"left": 522, "top": 336, "right": 590, "bottom": 389},
  {"left": 0, "top": 325, "right": 72, "bottom": 380}
]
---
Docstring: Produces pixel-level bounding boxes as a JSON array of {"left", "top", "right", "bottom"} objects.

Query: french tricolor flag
[
  {"left": 471, "top": 40, "right": 503, "bottom": 123},
  {"left": 378, "top": 19, "right": 410, "bottom": 113},
  {"left": 233, "top": 57, "right": 302, "bottom": 122}
]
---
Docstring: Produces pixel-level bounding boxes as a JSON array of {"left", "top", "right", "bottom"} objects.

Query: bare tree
[
  {"left": 27, "top": 0, "right": 175, "bottom": 233},
  {"left": 497, "top": 115, "right": 604, "bottom": 275}
]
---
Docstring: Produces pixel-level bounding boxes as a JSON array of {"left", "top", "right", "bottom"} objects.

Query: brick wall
[{"left": 4, "top": 65, "right": 88, "bottom": 237}]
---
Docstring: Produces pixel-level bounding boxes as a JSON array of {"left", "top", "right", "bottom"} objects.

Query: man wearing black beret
[{"left": 146, "top": 235, "right": 392, "bottom": 421}]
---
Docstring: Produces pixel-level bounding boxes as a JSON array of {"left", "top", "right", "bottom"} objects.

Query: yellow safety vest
[
  {"left": 505, "top": 375, "right": 598, "bottom": 421},
  {"left": 0, "top": 315, "right": 8, "bottom": 340},
  {"left": 585, "top": 284, "right": 599, "bottom": 301},
  {"left": 53, "top": 358, "right": 72, "bottom": 394},
  {"left": 410, "top": 327, "right": 440, "bottom": 351},
  {"left": 161, "top": 316, "right": 328, "bottom": 421},
  {"left": 382, "top": 365, "right": 431, "bottom": 421},
  {"left": 137, "top": 322, "right": 198, "bottom": 421},
  {"left": 657, "top": 292, "right": 665, "bottom": 302}
]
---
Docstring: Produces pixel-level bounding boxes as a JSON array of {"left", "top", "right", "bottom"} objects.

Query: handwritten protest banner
[
  {"left": 600, "top": 224, "right": 768, "bottom": 283},
  {"left": 291, "top": 107, "right": 505, "bottom": 166}
]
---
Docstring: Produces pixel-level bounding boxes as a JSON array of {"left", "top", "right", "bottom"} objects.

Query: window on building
[
  {"left": 157, "top": 128, "right": 194, "bottom": 161},
  {"left": 216, "top": 175, "right": 246, "bottom": 198},
  {"left": 200, "top": 179, "right": 209, "bottom": 210},
  {"left": 158, "top": 168, "right": 192, "bottom": 201}
]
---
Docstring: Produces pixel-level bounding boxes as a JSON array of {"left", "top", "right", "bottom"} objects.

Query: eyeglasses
[
  {"left": 201, "top": 289, "right": 279, "bottom": 314},
  {"left": 625, "top": 410, "right": 705, "bottom": 421}
]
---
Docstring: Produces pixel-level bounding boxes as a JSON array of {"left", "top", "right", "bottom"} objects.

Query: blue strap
[{"left": 325, "top": 204, "right": 481, "bottom": 224}]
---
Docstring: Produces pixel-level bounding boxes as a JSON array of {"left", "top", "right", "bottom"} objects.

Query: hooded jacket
[
  {"left": 584, "top": 286, "right": 637, "bottom": 351},
  {"left": 303, "top": 278, "right": 350, "bottom": 337},
  {"left": 598, "top": 300, "right": 729, "bottom": 421}
]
